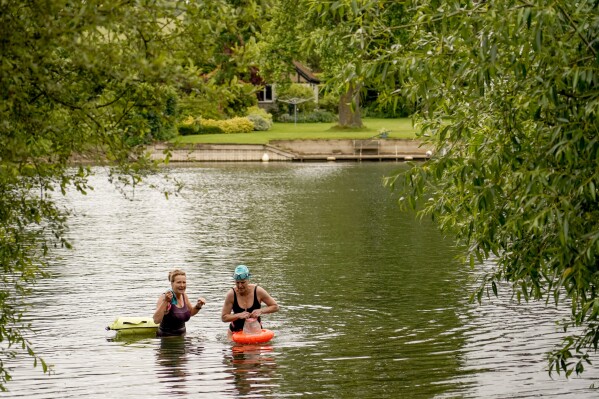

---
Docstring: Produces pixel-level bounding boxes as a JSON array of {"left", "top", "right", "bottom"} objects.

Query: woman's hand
[
  {"left": 154, "top": 291, "right": 172, "bottom": 324},
  {"left": 195, "top": 297, "right": 206, "bottom": 310},
  {"left": 250, "top": 309, "right": 262, "bottom": 318},
  {"left": 164, "top": 290, "right": 173, "bottom": 303}
]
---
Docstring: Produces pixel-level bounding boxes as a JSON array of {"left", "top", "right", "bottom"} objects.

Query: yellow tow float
[{"left": 106, "top": 317, "right": 159, "bottom": 335}]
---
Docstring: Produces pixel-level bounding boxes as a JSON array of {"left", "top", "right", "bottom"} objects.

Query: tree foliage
[
  {"left": 0, "top": 0, "right": 269, "bottom": 390},
  {"left": 0, "top": 0, "right": 185, "bottom": 389},
  {"left": 177, "top": 0, "right": 275, "bottom": 119},
  {"left": 355, "top": 0, "right": 599, "bottom": 376},
  {"left": 262, "top": 0, "right": 398, "bottom": 127}
]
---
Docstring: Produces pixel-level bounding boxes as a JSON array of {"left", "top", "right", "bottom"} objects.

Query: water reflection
[
  {"left": 156, "top": 336, "right": 204, "bottom": 396},
  {"left": 223, "top": 345, "right": 278, "bottom": 397},
  {"left": 107, "top": 330, "right": 156, "bottom": 344}
]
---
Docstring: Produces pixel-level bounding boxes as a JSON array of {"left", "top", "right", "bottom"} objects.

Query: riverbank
[
  {"left": 146, "top": 138, "right": 431, "bottom": 162},
  {"left": 173, "top": 118, "right": 418, "bottom": 145}
]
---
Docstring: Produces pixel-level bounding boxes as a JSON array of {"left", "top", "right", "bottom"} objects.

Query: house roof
[{"left": 293, "top": 61, "right": 320, "bottom": 84}]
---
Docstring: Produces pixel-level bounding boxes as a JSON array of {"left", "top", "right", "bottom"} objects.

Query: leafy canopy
[
  {"left": 0, "top": 0, "right": 270, "bottom": 390},
  {"left": 364, "top": 0, "right": 599, "bottom": 376}
]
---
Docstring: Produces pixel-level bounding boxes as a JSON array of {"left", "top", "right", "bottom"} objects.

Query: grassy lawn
[{"left": 172, "top": 118, "right": 418, "bottom": 145}]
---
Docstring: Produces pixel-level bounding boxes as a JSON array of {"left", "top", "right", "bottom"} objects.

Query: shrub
[
  {"left": 177, "top": 115, "right": 198, "bottom": 136},
  {"left": 275, "top": 110, "right": 337, "bottom": 123},
  {"left": 275, "top": 113, "right": 295, "bottom": 123},
  {"left": 261, "top": 101, "right": 286, "bottom": 118},
  {"left": 196, "top": 125, "right": 224, "bottom": 134},
  {"left": 246, "top": 106, "right": 273, "bottom": 131},
  {"left": 200, "top": 117, "right": 254, "bottom": 133},
  {"left": 247, "top": 114, "right": 272, "bottom": 131},
  {"left": 362, "top": 106, "right": 411, "bottom": 118},
  {"left": 178, "top": 124, "right": 199, "bottom": 136},
  {"left": 318, "top": 92, "right": 339, "bottom": 113},
  {"left": 246, "top": 105, "right": 273, "bottom": 122},
  {"left": 303, "top": 110, "right": 337, "bottom": 123}
]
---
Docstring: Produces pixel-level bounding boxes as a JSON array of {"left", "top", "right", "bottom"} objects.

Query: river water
[{"left": 5, "top": 163, "right": 598, "bottom": 398}]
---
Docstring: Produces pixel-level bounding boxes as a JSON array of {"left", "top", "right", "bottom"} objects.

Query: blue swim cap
[{"left": 234, "top": 265, "right": 251, "bottom": 280}]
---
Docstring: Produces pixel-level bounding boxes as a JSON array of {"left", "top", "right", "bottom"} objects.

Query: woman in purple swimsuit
[
  {"left": 221, "top": 265, "right": 279, "bottom": 339},
  {"left": 153, "top": 269, "right": 206, "bottom": 336}
]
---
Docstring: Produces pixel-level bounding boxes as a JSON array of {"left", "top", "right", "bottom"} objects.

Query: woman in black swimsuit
[{"left": 221, "top": 265, "right": 279, "bottom": 339}]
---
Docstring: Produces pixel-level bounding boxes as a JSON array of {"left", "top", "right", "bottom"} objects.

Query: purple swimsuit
[{"left": 158, "top": 297, "right": 191, "bottom": 336}]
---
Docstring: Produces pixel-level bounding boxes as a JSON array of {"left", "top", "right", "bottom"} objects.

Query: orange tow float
[{"left": 232, "top": 329, "right": 275, "bottom": 344}]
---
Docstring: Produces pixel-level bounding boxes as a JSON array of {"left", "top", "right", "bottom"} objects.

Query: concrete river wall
[{"left": 147, "top": 139, "right": 431, "bottom": 162}]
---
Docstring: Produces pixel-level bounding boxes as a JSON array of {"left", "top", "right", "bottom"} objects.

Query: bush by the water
[
  {"left": 275, "top": 109, "right": 337, "bottom": 123},
  {"left": 177, "top": 115, "right": 253, "bottom": 135},
  {"left": 245, "top": 106, "right": 273, "bottom": 131},
  {"left": 247, "top": 114, "right": 271, "bottom": 131},
  {"left": 200, "top": 117, "right": 254, "bottom": 133},
  {"left": 196, "top": 125, "right": 224, "bottom": 134},
  {"left": 177, "top": 115, "right": 199, "bottom": 136},
  {"left": 178, "top": 124, "right": 199, "bottom": 136}
]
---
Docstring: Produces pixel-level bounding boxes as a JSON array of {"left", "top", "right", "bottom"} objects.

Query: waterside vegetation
[{"left": 173, "top": 118, "right": 417, "bottom": 145}]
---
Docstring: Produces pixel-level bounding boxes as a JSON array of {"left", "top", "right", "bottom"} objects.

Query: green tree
[
  {"left": 355, "top": 0, "right": 599, "bottom": 376},
  {"left": 303, "top": 0, "right": 365, "bottom": 128},
  {"left": 262, "top": 0, "right": 394, "bottom": 128},
  {"left": 0, "top": 0, "right": 261, "bottom": 390},
  {"left": 177, "top": 0, "right": 274, "bottom": 119}
]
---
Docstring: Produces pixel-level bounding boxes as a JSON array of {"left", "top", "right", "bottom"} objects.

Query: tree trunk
[{"left": 338, "top": 83, "right": 363, "bottom": 128}]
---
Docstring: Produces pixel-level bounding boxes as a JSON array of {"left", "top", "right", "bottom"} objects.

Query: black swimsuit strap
[{"left": 232, "top": 286, "right": 260, "bottom": 312}]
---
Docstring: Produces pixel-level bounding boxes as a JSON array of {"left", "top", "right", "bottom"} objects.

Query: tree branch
[{"left": 556, "top": 3, "right": 596, "bottom": 57}]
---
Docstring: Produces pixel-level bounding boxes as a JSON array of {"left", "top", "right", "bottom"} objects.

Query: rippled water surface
[{"left": 6, "top": 163, "right": 599, "bottom": 398}]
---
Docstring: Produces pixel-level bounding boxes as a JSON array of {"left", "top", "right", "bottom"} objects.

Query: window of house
[{"left": 257, "top": 85, "right": 273, "bottom": 102}]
